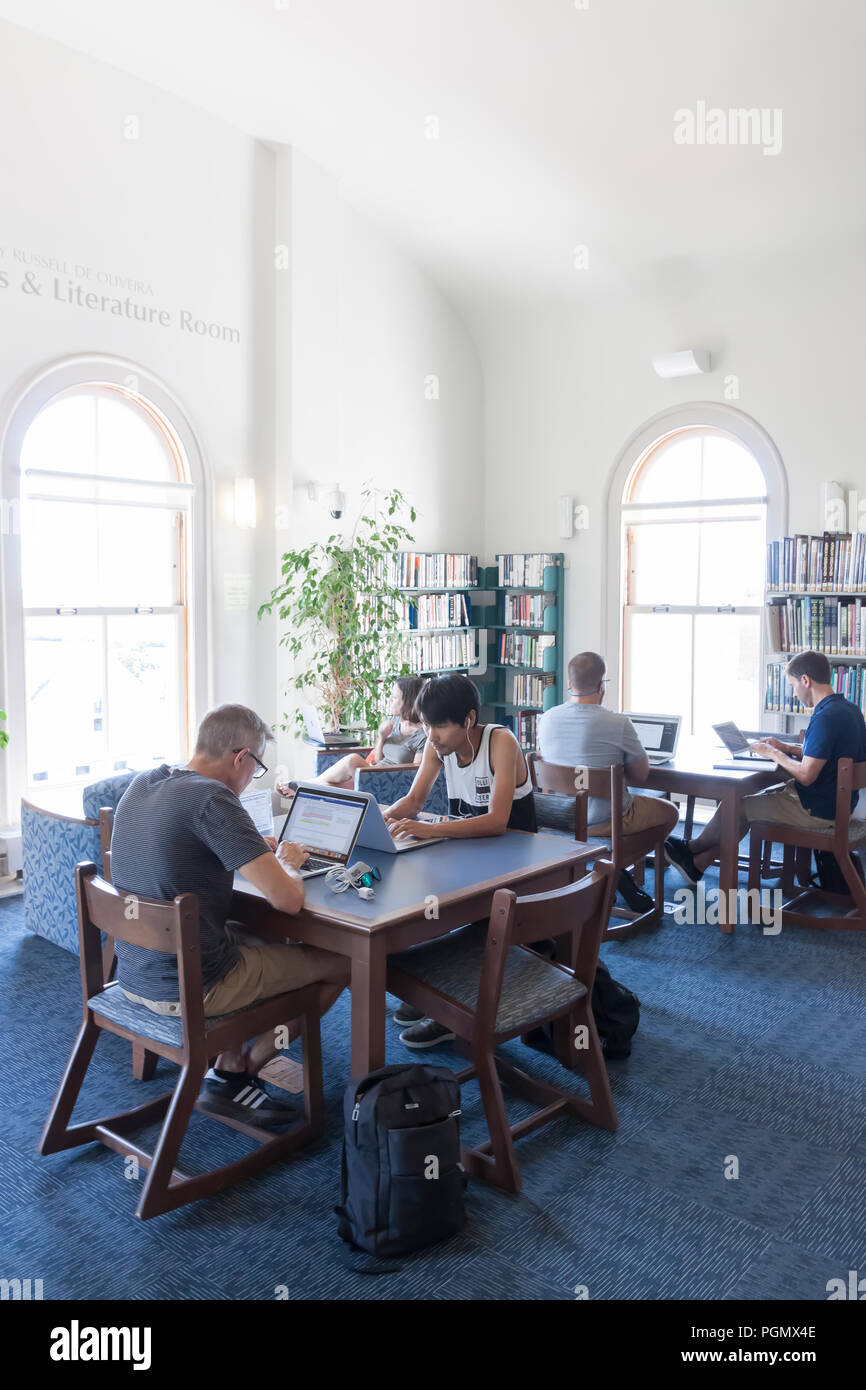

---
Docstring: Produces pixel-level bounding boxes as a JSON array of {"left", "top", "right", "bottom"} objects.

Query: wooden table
[
  {"left": 637, "top": 740, "right": 785, "bottom": 932},
  {"left": 231, "top": 831, "right": 595, "bottom": 1077}
]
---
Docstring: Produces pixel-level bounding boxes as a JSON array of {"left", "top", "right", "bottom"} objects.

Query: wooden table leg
[
  {"left": 350, "top": 937, "right": 387, "bottom": 1079},
  {"left": 718, "top": 790, "right": 740, "bottom": 934}
]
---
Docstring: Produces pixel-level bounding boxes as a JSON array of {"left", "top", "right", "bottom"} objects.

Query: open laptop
[
  {"left": 354, "top": 791, "right": 449, "bottom": 854},
  {"left": 299, "top": 703, "right": 358, "bottom": 748},
  {"left": 277, "top": 784, "right": 369, "bottom": 877},
  {"left": 712, "top": 721, "right": 778, "bottom": 771},
  {"left": 625, "top": 712, "right": 682, "bottom": 766}
]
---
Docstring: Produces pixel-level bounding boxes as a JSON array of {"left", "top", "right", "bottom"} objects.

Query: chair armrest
[{"left": 313, "top": 749, "right": 372, "bottom": 775}]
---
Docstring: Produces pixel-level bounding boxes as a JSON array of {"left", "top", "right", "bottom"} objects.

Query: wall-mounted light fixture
[
  {"left": 233, "top": 476, "right": 257, "bottom": 529},
  {"left": 651, "top": 349, "right": 712, "bottom": 379}
]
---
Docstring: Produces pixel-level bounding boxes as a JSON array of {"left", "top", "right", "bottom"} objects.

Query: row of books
[
  {"left": 382, "top": 553, "right": 478, "bottom": 590},
  {"left": 512, "top": 673, "right": 555, "bottom": 708},
  {"left": 498, "top": 553, "right": 559, "bottom": 588},
  {"left": 765, "top": 660, "right": 866, "bottom": 714},
  {"left": 497, "top": 632, "right": 555, "bottom": 667},
  {"left": 503, "top": 593, "right": 551, "bottom": 627},
  {"left": 398, "top": 593, "right": 472, "bottom": 630},
  {"left": 766, "top": 533, "right": 866, "bottom": 592},
  {"left": 397, "top": 632, "right": 478, "bottom": 673},
  {"left": 766, "top": 596, "right": 866, "bottom": 656},
  {"left": 516, "top": 710, "right": 540, "bottom": 751}
]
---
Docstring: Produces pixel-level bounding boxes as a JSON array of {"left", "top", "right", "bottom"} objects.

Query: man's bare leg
[{"left": 686, "top": 805, "right": 748, "bottom": 874}]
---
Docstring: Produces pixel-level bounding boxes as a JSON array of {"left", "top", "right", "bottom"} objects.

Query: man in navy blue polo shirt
[{"left": 666, "top": 650, "right": 866, "bottom": 883}]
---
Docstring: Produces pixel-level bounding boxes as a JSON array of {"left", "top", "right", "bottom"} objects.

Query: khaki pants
[
  {"left": 741, "top": 781, "right": 836, "bottom": 833},
  {"left": 590, "top": 793, "right": 680, "bottom": 842},
  {"left": 122, "top": 932, "right": 348, "bottom": 1019}
]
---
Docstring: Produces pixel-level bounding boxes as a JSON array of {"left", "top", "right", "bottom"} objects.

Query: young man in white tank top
[{"left": 383, "top": 674, "right": 536, "bottom": 1047}]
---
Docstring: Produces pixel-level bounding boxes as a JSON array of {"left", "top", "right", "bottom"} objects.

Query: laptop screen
[
  {"left": 278, "top": 788, "right": 367, "bottom": 862},
  {"left": 628, "top": 715, "right": 680, "bottom": 754}
]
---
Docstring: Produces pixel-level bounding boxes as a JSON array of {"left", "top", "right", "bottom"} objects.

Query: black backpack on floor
[
  {"left": 592, "top": 961, "right": 641, "bottom": 1059},
  {"left": 336, "top": 1064, "right": 467, "bottom": 1262},
  {"left": 812, "top": 848, "right": 866, "bottom": 895}
]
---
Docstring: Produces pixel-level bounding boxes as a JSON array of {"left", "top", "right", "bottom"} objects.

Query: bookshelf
[
  {"left": 765, "top": 534, "right": 866, "bottom": 721},
  {"left": 390, "top": 552, "right": 485, "bottom": 677},
  {"left": 475, "top": 553, "right": 564, "bottom": 752}
]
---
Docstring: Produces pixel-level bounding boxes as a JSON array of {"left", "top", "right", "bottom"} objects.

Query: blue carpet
[{"left": 2, "top": 864, "right": 865, "bottom": 1302}]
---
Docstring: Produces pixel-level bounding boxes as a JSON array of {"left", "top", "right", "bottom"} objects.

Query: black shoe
[
  {"left": 617, "top": 869, "right": 655, "bottom": 914},
  {"left": 198, "top": 1069, "right": 298, "bottom": 1130},
  {"left": 664, "top": 838, "right": 702, "bottom": 886},
  {"left": 393, "top": 1002, "right": 425, "bottom": 1026},
  {"left": 398, "top": 1019, "right": 456, "bottom": 1049}
]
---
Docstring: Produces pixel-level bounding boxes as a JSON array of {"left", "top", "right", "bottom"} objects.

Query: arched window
[
  {"left": 18, "top": 384, "right": 194, "bottom": 791},
  {"left": 620, "top": 427, "right": 767, "bottom": 733}
]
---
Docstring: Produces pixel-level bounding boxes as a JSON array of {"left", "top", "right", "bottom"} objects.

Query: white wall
[
  {"left": 269, "top": 146, "right": 484, "bottom": 775},
  {"left": 477, "top": 243, "right": 866, "bottom": 697},
  {"left": 0, "top": 22, "right": 485, "bottom": 807}
]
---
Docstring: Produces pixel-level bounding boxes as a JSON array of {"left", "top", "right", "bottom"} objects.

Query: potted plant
[{"left": 259, "top": 486, "right": 417, "bottom": 736}]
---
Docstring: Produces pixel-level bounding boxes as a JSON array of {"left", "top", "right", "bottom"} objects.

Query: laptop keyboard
[{"left": 301, "top": 856, "right": 335, "bottom": 873}]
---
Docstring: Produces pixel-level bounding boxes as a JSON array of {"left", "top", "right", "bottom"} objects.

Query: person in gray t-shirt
[
  {"left": 111, "top": 704, "right": 349, "bottom": 1130},
  {"left": 537, "top": 652, "right": 679, "bottom": 907}
]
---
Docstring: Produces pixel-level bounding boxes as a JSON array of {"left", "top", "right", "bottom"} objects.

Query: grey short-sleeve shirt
[
  {"left": 110, "top": 765, "right": 269, "bottom": 1001},
  {"left": 537, "top": 703, "right": 646, "bottom": 827}
]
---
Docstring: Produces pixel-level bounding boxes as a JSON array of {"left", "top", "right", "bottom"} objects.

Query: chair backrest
[
  {"left": 834, "top": 759, "right": 866, "bottom": 846},
  {"left": 528, "top": 754, "right": 624, "bottom": 847},
  {"left": 99, "top": 807, "right": 114, "bottom": 883},
  {"left": 74, "top": 863, "right": 204, "bottom": 1036},
  {"left": 473, "top": 861, "right": 617, "bottom": 1034}
]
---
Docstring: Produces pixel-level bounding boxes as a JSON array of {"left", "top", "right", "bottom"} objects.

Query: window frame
[
  {"left": 603, "top": 404, "right": 787, "bottom": 724},
  {"left": 0, "top": 355, "right": 211, "bottom": 819}
]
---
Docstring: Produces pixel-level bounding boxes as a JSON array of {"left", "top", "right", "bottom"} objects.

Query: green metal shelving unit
[{"left": 474, "top": 554, "right": 564, "bottom": 751}]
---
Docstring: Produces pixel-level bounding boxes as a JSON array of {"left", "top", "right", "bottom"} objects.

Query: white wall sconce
[
  {"left": 557, "top": 495, "right": 589, "bottom": 538},
  {"left": 233, "top": 476, "right": 257, "bottom": 529},
  {"left": 651, "top": 349, "right": 712, "bottom": 379}
]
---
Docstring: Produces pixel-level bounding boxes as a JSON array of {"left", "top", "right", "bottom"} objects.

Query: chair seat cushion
[
  {"left": 751, "top": 818, "right": 866, "bottom": 844},
  {"left": 87, "top": 983, "right": 242, "bottom": 1047},
  {"left": 389, "top": 924, "right": 587, "bottom": 1034}
]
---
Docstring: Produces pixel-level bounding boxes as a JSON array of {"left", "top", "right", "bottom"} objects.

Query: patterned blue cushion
[
  {"left": 82, "top": 772, "right": 136, "bottom": 822},
  {"left": 390, "top": 923, "right": 588, "bottom": 1033},
  {"left": 87, "top": 982, "right": 244, "bottom": 1047},
  {"left": 21, "top": 801, "right": 101, "bottom": 956},
  {"left": 314, "top": 751, "right": 349, "bottom": 775},
  {"left": 354, "top": 764, "right": 448, "bottom": 814}
]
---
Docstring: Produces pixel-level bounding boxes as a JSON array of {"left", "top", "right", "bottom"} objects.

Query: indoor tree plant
[{"left": 259, "top": 486, "right": 417, "bottom": 736}]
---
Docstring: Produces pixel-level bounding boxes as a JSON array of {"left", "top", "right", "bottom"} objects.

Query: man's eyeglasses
[{"left": 233, "top": 748, "right": 268, "bottom": 779}]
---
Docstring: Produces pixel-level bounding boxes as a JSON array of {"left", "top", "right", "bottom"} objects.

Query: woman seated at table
[{"left": 316, "top": 676, "right": 427, "bottom": 790}]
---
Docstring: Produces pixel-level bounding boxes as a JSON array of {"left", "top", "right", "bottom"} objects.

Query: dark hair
[
  {"left": 568, "top": 651, "right": 606, "bottom": 695},
  {"left": 416, "top": 674, "right": 481, "bottom": 726},
  {"left": 394, "top": 676, "right": 425, "bottom": 722},
  {"left": 786, "top": 650, "right": 831, "bottom": 684}
]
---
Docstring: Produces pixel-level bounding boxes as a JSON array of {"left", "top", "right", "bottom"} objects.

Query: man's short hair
[
  {"left": 786, "top": 651, "right": 831, "bottom": 685},
  {"left": 416, "top": 674, "right": 480, "bottom": 726},
  {"left": 568, "top": 651, "right": 606, "bottom": 695},
  {"left": 194, "top": 704, "right": 275, "bottom": 759}
]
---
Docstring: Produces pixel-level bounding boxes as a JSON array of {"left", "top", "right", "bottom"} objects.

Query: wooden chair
[
  {"left": 387, "top": 861, "right": 618, "bottom": 1194},
  {"left": 38, "top": 863, "right": 325, "bottom": 1220},
  {"left": 747, "top": 757, "right": 866, "bottom": 931},
  {"left": 529, "top": 755, "right": 667, "bottom": 940},
  {"left": 98, "top": 808, "right": 159, "bottom": 1083}
]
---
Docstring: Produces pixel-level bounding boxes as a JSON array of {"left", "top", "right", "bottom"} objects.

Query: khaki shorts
[
  {"left": 122, "top": 932, "right": 348, "bottom": 1019},
  {"left": 741, "top": 781, "right": 842, "bottom": 834},
  {"left": 590, "top": 793, "right": 680, "bottom": 841}
]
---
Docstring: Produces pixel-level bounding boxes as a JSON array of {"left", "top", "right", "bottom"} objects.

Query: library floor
[{"left": 2, "top": 869, "right": 865, "bottom": 1302}]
